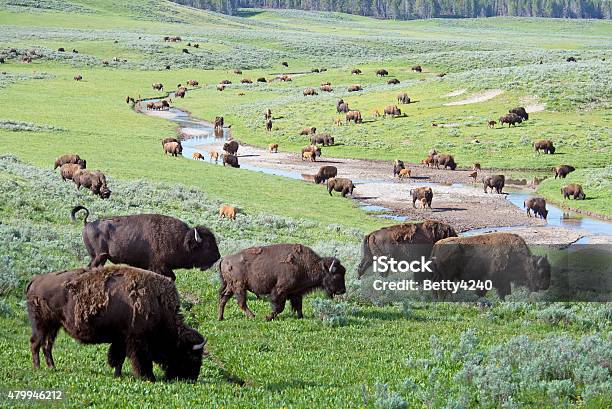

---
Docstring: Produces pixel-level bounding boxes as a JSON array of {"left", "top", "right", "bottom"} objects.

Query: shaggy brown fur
[
  {"left": 533, "top": 140, "right": 555, "bottom": 154},
  {"left": 219, "top": 205, "right": 237, "bottom": 220},
  {"left": 301, "top": 145, "right": 321, "bottom": 158},
  {"left": 383, "top": 105, "right": 401, "bottom": 117},
  {"left": 302, "top": 151, "right": 316, "bottom": 162},
  {"left": 300, "top": 127, "right": 317, "bottom": 135},
  {"left": 303, "top": 88, "right": 318, "bottom": 96},
  {"left": 410, "top": 187, "right": 433, "bottom": 208},
  {"left": 433, "top": 154, "right": 457, "bottom": 170},
  {"left": 554, "top": 165, "right": 575, "bottom": 179},
  {"left": 223, "top": 154, "right": 240, "bottom": 168},
  {"left": 60, "top": 163, "right": 85, "bottom": 181},
  {"left": 561, "top": 184, "right": 586, "bottom": 200},
  {"left": 268, "top": 143, "right": 278, "bottom": 153},
  {"left": 54, "top": 154, "right": 86, "bottom": 170},
  {"left": 223, "top": 140, "right": 239, "bottom": 155},
  {"left": 524, "top": 197, "right": 548, "bottom": 219},
  {"left": 320, "top": 84, "right": 333, "bottom": 92},
  {"left": 398, "top": 168, "right": 411, "bottom": 179},
  {"left": 72, "top": 170, "right": 111, "bottom": 199},
  {"left": 397, "top": 92, "right": 410, "bottom": 104},
  {"left": 327, "top": 178, "right": 355, "bottom": 197},
  {"left": 164, "top": 141, "right": 182, "bottom": 157},
  {"left": 345, "top": 110, "right": 362, "bottom": 124},
  {"left": 310, "top": 133, "right": 334, "bottom": 146},
  {"left": 483, "top": 175, "right": 505, "bottom": 194},
  {"left": 314, "top": 165, "right": 337, "bottom": 184},
  {"left": 209, "top": 150, "right": 219, "bottom": 163},
  {"left": 347, "top": 84, "right": 362, "bottom": 92}
]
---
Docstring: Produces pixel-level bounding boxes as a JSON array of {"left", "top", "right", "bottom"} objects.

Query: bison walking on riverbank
[
  {"left": 483, "top": 175, "right": 505, "bottom": 194},
  {"left": 218, "top": 244, "right": 346, "bottom": 320},
  {"left": 26, "top": 265, "right": 206, "bottom": 381}
]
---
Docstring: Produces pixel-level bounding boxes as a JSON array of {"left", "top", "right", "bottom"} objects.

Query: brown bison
[
  {"left": 509, "top": 107, "right": 528, "bottom": 120},
  {"left": 300, "top": 127, "right": 317, "bottom": 135},
  {"left": 164, "top": 141, "right": 182, "bottom": 157},
  {"left": 345, "top": 110, "right": 362, "bottom": 124},
  {"left": 241, "top": 78, "right": 252, "bottom": 84},
  {"left": 337, "top": 101, "right": 349, "bottom": 113},
  {"left": 433, "top": 154, "right": 457, "bottom": 170},
  {"left": 257, "top": 77, "right": 267, "bottom": 83},
  {"left": 219, "top": 205, "right": 237, "bottom": 220},
  {"left": 234, "top": 69, "right": 242, "bottom": 75},
  {"left": 410, "top": 187, "right": 433, "bottom": 208},
  {"left": 161, "top": 137, "right": 179, "bottom": 147},
  {"left": 314, "top": 165, "right": 337, "bottom": 184},
  {"left": 310, "top": 133, "right": 334, "bottom": 146},
  {"left": 562, "top": 184, "right": 586, "bottom": 200},
  {"left": 387, "top": 78, "right": 400, "bottom": 85},
  {"left": 327, "top": 178, "right": 355, "bottom": 197},
  {"left": 431, "top": 233, "right": 551, "bottom": 299},
  {"left": 265, "top": 119, "right": 272, "bottom": 131},
  {"left": 472, "top": 163, "right": 481, "bottom": 171},
  {"left": 351, "top": 68, "right": 362, "bottom": 75},
  {"left": 269, "top": 143, "right": 278, "bottom": 153},
  {"left": 393, "top": 159, "right": 405, "bottom": 177},
  {"left": 26, "top": 265, "right": 206, "bottom": 381},
  {"left": 499, "top": 113, "right": 522, "bottom": 127},
  {"left": 71, "top": 206, "right": 220, "bottom": 280},
  {"left": 209, "top": 150, "right": 219, "bottom": 163},
  {"left": 487, "top": 120, "right": 497, "bottom": 128},
  {"left": 311, "top": 68, "right": 320, "bottom": 73},
  {"left": 483, "top": 175, "right": 505, "bottom": 194},
  {"left": 152, "top": 83, "right": 163, "bottom": 91},
  {"left": 357, "top": 220, "right": 457, "bottom": 278},
  {"left": 192, "top": 152, "right": 204, "bottom": 160},
  {"left": 264, "top": 108, "right": 272, "bottom": 120},
  {"left": 524, "top": 197, "right": 548, "bottom": 219},
  {"left": 554, "top": 165, "right": 575, "bottom": 179},
  {"left": 411, "top": 65, "right": 422, "bottom": 72},
  {"left": 175, "top": 87, "right": 186, "bottom": 98},
  {"left": 469, "top": 171, "right": 477, "bottom": 181},
  {"left": 397, "top": 93, "right": 410, "bottom": 104},
  {"left": 220, "top": 79, "right": 232, "bottom": 85},
  {"left": 223, "top": 140, "right": 239, "bottom": 155},
  {"left": 533, "top": 140, "right": 555, "bottom": 154},
  {"left": 320, "top": 84, "right": 333, "bottom": 92},
  {"left": 72, "top": 170, "right": 111, "bottom": 199},
  {"left": 303, "top": 88, "right": 318, "bottom": 96},
  {"left": 73, "top": 75, "right": 82, "bottom": 81},
  {"left": 302, "top": 151, "right": 316, "bottom": 162},
  {"left": 54, "top": 154, "right": 86, "bottom": 170},
  {"left": 216, "top": 84, "right": 225, "bottom": 91},
  {"left": 60, "top": 163, "right": 85, "bottom": 181},
  {"left": 376, "top": 69, "right": 388, "bottom": 77},
  {"left": 279, "top": 75, "right": 292, "bottom": 82},
  {"left": 214, "top": 116, "right": 224, "bottom": 129},
  {"left": 223, "top": 154, "right": 240, "bottom": 168},
  {"left": 421, "top": 156, "right": 435, "bottom": 167},
  {"left": 398, "top": 168, "right": 411, "bottom": 179},
  {"left": 187, "top": 80, "right": 198, "bottom": 86},
  {"left": 218, "top": 244, "right": 346, "bottom": 320},
  {"left": 348, "top": 84, "right": 362, "bottom": 92},
  {"left": 383, "top": 105, "right": 401, "bottom": 117}
]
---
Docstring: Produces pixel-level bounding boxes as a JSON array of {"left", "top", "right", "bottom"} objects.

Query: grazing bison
[
  {"left": 54, "top": 154, "right": 86, "bottom": 170},
  {"left": 192, "top": 152, "right": 204, "bottom": 160},
  {"left": 433, "top": 154, "right": 457, "bottom": 170},
  {"left": 383, "top": 105, "right": 401, "bottom": 117},
  {"left": 268, "top": 143, "right": 278, "bottom": 153},
  {"left": 310, "top": 133, "right": 334, "bottom": 146},
  {"left": 387, "top": 78, "right": 400, "bottom": 85},
  {"left": 320, "top": 84, "right": 333, "bottom": 92},
  {"left": 187, "top": 80, "right": 198, "bottom": 86},
  {"left": 410, "top": 187, "right": 433, "bottom": 209},
  {"left": 72, "top": 170, "right": 111, "bottom": 199},
  {"left": 303, "top": 88, "right": 318, "bottom": 96},
  {"left": 73, "top": 75, "right": 82, "bottom": 81},
  {"left": 57, "top": 47, "right": 65, "bottom": 52},
  {"left": 345, "top": 110, "right": 362, "bottom": 124},
  {"left": 241, "top": 78, "right": 252, "bottom": 84},
  {"left": 509, "top": 107, "right": 529, "bottom": 121},
  {"left": 311, "top": 68, "right": 319, "bottom": 73},
  {"left": 314, "top": 165, "right": 337, "bottom": 184},
  {"left": 257, "top": 77, "right": 267, "bottom": 83},
  {"left": 566, "top": 56, "right": 577, "bottom": 62},
  {"left": 483, "top": 175, "right": 505, "bottom": 194},
  {"left": 219, "top": 205, "right": 237, "bottom": 220},
  {"left": 175, "top": 87, "right": 186, "bottom": 98},
  {"left": 554, "top": 165, "right": 575, "bottom": 179},
  {"left": 431, "top": 233, "right": 551, "bottom": 299},
  {"left": 562, "top": 184, "right": 586, "bottom": 200},
  {"left": 300, "top": 127, "right": 317, "bottom": 135},
  {"left": 393, "top": 159, "right": 405, "bottom": 177},
  {"left": 348, "top": 84, "right": 362, "bottom": 92},
  {"left": 223, "top": 140, "right": 239, "bottom": 155},
  {"left": 279, "top": 75, "right": 291, "bottom": 82},
  {"left": 264, "top": 108, "right": 272, "bottom": 120},
  {"left": 337, "top": 101, "right": 349, "bottom": 113},
  {"left": 437, "top": 73, "right": 446, "bottom": 77},
  {"left": 71, "top": 206, "right": 220, "bottom": 280},
  {"left": 60, "top": 163, "right": 85, "bottom": 181},
  {"left": 234, "top": 69, "right": 242, "bottom": 75},
  {"left": 223, "top": 154, "right": 240, "bottom": 168},
  {"left": 327, "top": 178, "right": 355, "bottom": 197},
  {"left": 209, "top": 150, "right": 219, "bottom": 163},
  {"left": 220, "top": 80, "right": 232, "bottom": 85},
  {"left": 26, "top": 265, "right": 206, "bottom": 381},
  {"left": 397, "top": 93, "right": 410, "bottom": 104},
  {"left": 533, "top": 140, "right": 555, "bottom": 154},
  {"left": 487, "top": 120, "right": 497, "bottom": 128},
  {"left": 351, "top": 68, "right": 362, "bottom": 75},
  {"left": 499, "top": 113, "right": 522, "bottom": 127},
  {"left": 281, "top": 61, "right": 288, "bottom": 67},
  {"left": 524, "top": 197, "right": 548, "bottom": 219},
  {"left": 152, "top": 83, "right": 163, "bottom": 91},
  {"left": 164, "top": 141, "right": 182, "bottom": 157},
  {"left": 411, "top": 65, "right": 422, "bottom": 72},
  {"left": 218, "top": 244, "right": 346, "bottom": 320},
  {"left": 182, "top": 48, "right": 189, "bottom": 54},
  {"left": 376, "top": 69, "right": 389, "bottom": 77},
  {"left": 265, "top": 119, "right": 272, "bottom": 131},
  {"left": 357, "top": 220, "right": 457, "bottom": 278}
]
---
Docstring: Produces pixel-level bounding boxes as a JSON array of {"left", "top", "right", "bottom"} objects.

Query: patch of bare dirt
[{"left": 444, "top": 89, "right": 503, "bottom": 106}]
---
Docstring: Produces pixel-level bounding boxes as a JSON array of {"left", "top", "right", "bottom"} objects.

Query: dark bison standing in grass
[
  {"left": 357, "top": 220, "right": 457, "bottom": 278},
  {"left": 376, "top": 69, "right": 389, "bottom": 76},
  {"left": 346, "top": 110, "right": 362, "bottom": 124},
  {"left": 314, "top": 165, "right": 337, "bottom": 184},
  {"left": 431, "top": 233, "right": 551, "bottom": 299},
  {"left": 499, "top": 113, "right": 522, "bottom": 127},
  {"left": 483, "top": 175, "right": 505, "bottom": 194},
  {"left": 397, "top": 92, "right": 410, "bottom": 104},
  {"left": 310, "top": 133, "right": 334, "bottom": 146},
  {"left": 554, "top": 165, "right": 575, "bottom": 179},
  {"left": 70, "top": 206, "right": 220, "bottom": 281},
  {"left": 533, "top": 140, "right": 555, "bottom": 154},
  {"left": 562, "top": 183, "right": 586, "bottom": 200},
  {"left": 351, "top": 68, "right": 362, "bottom": 75},
  {"left": 26, "top": 265, "right": 206, "bottom": 381},
  {"left": 509, "top": 107, "right": 529, "bottom": 121},
  {"left": 218, "top": 244, "right": 346, "bottom": 320}
]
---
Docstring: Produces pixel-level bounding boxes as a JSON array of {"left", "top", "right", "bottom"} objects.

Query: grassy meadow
[{"left": 0, "top": 0, "right": 610, "bottom": 407}]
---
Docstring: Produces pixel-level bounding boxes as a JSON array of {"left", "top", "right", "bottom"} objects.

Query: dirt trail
[{"left": 444, "top": 89, "right": 503, "bottom": 106}]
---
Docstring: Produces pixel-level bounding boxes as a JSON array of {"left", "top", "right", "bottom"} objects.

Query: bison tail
[{"left": 70, "top": 205, "right": 90, "bottom": 225}]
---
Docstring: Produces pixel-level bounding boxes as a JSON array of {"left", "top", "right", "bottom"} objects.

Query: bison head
[
  {"left": 549, "top": 146, "right": 556, "bottom": 154},
  {"left": 320, "top": 257, "right": 346, "bottom": 296},
  {"left": 163, "top": 326, "right": 206, "bottom": 381},
  {"left": 99, "top": 186, "right": 111, "bottom": 199},
  {"left": 530, "top": 256, "right": 551, "bottom": 291},
  {"left": 184, "top": 227, "right": 221, "bottom": 271},
  {"left": 77, "top": 159, "right": 87, "bottom": 168}
]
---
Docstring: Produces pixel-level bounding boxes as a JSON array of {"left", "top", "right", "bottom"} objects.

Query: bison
[
  {"left": 345, "top": 110, "right": 362, "bottom": 124},
  {"left": 54, "top": 154, "right": 86, "bottom": 170},
  {"left": 279, "top": 75, "right": 291, "bottom": 82},
  {"left": 357, "top": 220, "right": 457, "bottom": 278},
  {"left": 376, "top": 69, "right": 389, "bottom": 77},
  {"left": 533, "top": 140, "right": 555, "bottom": 154},
  {"left": 257, "top": 77, "right": 267, "bottom": 83},
  {"left": 313, "top": 165, "right": 337, "bottom": 184},
  {"left": 303, "top": 88, "right": 318, "bottom": 96},
  {"left": 337, "top": 101, "right": 349, "bottom": 113},
  {"left": 161, "top": 137, "right": 179, "bottom": 147},
  {"left": 268, "top": 143, "right": 278, "bottom": 153},
  {"left": 351, "top": 68, "right": 362, "bottom": 75},
  {"left": 218, "top": 244, "right": 345, "bottom": 320},
  {"left": 411, "top": 65, "right": 422, "bottom": 72},
  {"left": 220, "top": 79, "right": 232, "bottom": 85},
  {"left": 310, "top": 133, "right": 334, "bottom": 146},
  {"left": 393, "top": 159, "right": 405, "bottom": 177},
  {"left": 209, "top": 150, "right": 219, "bottom": 163},
  {"left": 241, "top": 78, "right": 252, "bottom": 84},
  {"left": 164, "top": 141, "right": 182, "bottom": 157},
  {"left": 216, "top": 84, "right": 225, "bottom": 91},
  {"left": 60, "top": 163, "right": 85, "bottom": 181},
  {"left": 554, "top": 165, "right": 575, "bottom": 179},
  {"left": 175, "top": 87, "right": 186, "bottom": 98},
  {"left": 223, "top": 154, "right": 240, "bottom": 168},
  {"left": 72, "top": 170, "right": 111, "bottom": 199},
  {"left": 327, "top": 178, "right": 355, "bottom": 197},
  {"left": 487, "top": 120, "right": 497, "bottom": 128},
  {"left": 387, "top": 78, "right": 400, "bottom": 85},
  {"left": 74, "top": 75, "right": 82, "bottom": 81},
  {"left": 499, "top": 113, "right": 522, "bottom": 127},
  {"left": 223, "top": 140, "right": 239, "bottom": 155},
  {"left": 472, "top": 163, "right": 481, "bottom": 171},
  {"left": 320, "top": 84, "right": 333, "bottom": 92},
  {"left": 562, "top": 184, "right": 586, "bottom": 200},
  {"left": 383, "top": 105, "right": 401, "bottom": 117},
  {"left": 302, "top": 151, "right": 316, "bottom": 162},
  {"left": 348, "top": 84, "right": 362, "bottom": 92},
  {"left": 234, "top": 69, "right": 242, "bottom": 75},
  {"left": 398, "top": 168, "right": 411, "bottom": 179},
  {"left": 265, "top": 119, "right": 272, "bottom": 131},
  {"left": 431, "top": 233, "right": 550, "bottom": 299},
  {"left": 152, "top": 83, "right": 163, "bottom": 91},
  {"left": 524, "top": 197, "right": 548, "bottom": 219},
  {"left": 214, "top": 116, "right": 224, "bottom": 129},
  {"left": 509, "top": 107, "right": 528, "bottom": 121},
  {"left": 192, "top": 152, "right": 204, "bottom": 160},
  {"left": 26, "top": 265, "right": 206, "bottom": 381},
  {"left": 397, "top": 93, "right": 410, "bottom": 104},
  {"left": 300, "top": 127, "right": 317, "bottom": 135},
  {"left": 264, "top": 108, "right": 272, "bottom": 120},
  {"left": 281, "top": 61, "right": 288, "bottom": 67},
  {"left": 433, "top": 154, "right": 457, "bottom": 170},
  {"left": 219, "top": 205, "right": 237, "bottom": 220},
  {"left": 483, "top": 175, "right": 505, "bottom": 194},
  {"left": 187, "top": 80, "right": 198, "bottom": 86},
  {"left": 410, "top": 187, "right": 433, "bottom": 209}
]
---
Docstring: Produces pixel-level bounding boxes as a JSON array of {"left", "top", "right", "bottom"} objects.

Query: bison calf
[
  {"left": 218, "top": 244, "right": 346, "bottom": 321},
  {"left": 219, "top": 205, "right": 237, "bottom": 220},
  {"left": 410, "top": 187, "right": 433, "bottom": 209}
]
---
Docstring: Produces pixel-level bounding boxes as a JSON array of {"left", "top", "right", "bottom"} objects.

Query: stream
[{"left": 140, "top": 102, "right": 612, "bottom": 241}]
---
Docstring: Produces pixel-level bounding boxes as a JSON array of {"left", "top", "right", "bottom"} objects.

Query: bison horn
[
  {"left": 194, "top": 228, "right": 202, "bottom": 243},
  {"left": 192, "top": 340, "right": 206, "bottom": 350},
  {"left": 329, "top": 258, "right": 336, "bottom": 273}
]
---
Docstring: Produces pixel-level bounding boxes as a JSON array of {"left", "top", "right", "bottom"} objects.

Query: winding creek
[{"left": 139, "top": 101, "right": 612, "bottom": 243}]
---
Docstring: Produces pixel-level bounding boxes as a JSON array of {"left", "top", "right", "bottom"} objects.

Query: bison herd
[{"left": 54, "top": 154, "right": 111, "bottom": 199}]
